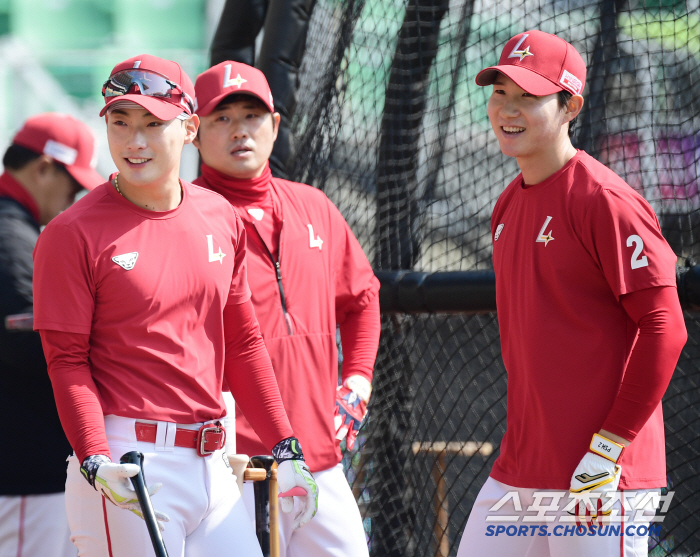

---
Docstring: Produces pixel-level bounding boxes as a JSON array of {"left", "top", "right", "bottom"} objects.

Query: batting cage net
[{"left": 282, "top": 0, "right": 700, "bottom": 555}]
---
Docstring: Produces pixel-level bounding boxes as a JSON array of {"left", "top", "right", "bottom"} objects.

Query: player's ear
[
  {"left": 183, "top": 115, "right": 200, "bottom": 145},
  {"left": 34, "top": 154, "right": 55, "bottom": 177},
  {"left": 272, "top": 112, "right": 281, "bottom": 141},
  {"left": 564, "top": 95, "right": 584, "bottom": 123}
]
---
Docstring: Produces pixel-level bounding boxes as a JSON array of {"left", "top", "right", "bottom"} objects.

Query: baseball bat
[
  {"left": 120, "top": 451, "right": 169, "bottom": 557},
  {"left": 251, "top": 455, "right": 275, "bottom": 557}
]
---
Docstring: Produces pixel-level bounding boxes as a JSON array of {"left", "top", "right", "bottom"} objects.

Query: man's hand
[
  {"left": 272, "top": 437, "right": 319, "bottom": 529},
  {"left": 81, "top": 455, "right": 170, "bottom": 531},
  {"left": 569, "top": 433, "right": 625, "bottom": 521},
  {"left": 334, "top": 375, "right": 371, "bottom": 450}
]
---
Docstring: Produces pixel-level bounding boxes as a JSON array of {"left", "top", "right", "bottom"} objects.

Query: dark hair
[
  {"left": 2, "top": 144, "right": 41, "bottom": 170},
  {"left": 3, "top": 143, "right": 81, "bottom": 190},
  {"left": 557, "top": 90, "right": 577, "bottom": 138},
  {"left": 214, "top": 94, "right": 276, "bottom": 128}
]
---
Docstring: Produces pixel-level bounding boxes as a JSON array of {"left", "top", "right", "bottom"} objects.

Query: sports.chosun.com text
[{"left": 485, "top": 524, "right": 662, "bottom": 538}]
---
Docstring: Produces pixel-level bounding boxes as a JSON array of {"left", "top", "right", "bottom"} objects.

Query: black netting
[{"left": 286, "top": 0, "right": 700, "bottom": 555}]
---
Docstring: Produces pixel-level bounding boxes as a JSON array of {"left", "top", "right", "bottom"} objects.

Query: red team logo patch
[{"left": 560, "top": 70, "right": 583, "bottom": 95}]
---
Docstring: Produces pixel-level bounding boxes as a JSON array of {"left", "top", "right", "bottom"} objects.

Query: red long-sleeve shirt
[
  {"left": 195, "top": 164, "right": 381, "bottom": 472},
  {"left": 34, "top": 181, "right": 293, "bottom": 462}
]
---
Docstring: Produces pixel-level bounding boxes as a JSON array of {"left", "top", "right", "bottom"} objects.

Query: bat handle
[
  {"left": 251, "top": 455, "right": 275, "bottom": 557},
  {"left": 120, "top": 451, "right": 169, "bottom": 557}
]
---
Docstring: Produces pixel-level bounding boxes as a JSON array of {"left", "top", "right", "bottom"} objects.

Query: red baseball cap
[
  {"left": 100, "top": 54, "right": 195, "bottom": 121},
  {"left": 12, "top": 113, "right": 103, "bottom": 190},
  {"left": 194, "top": 61, "right": 274, "bottom": 117},
  {"left": 476, "top": 30, "right": 586, "bottom": 96}
]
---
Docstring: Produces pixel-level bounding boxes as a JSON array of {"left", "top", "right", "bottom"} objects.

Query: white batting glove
[
  {"left": 272, "top": 438, "right": 319, "bottom": 529},
  {"left": 81, "top": 455, "right": 170, "bottom": 531},
  {"left": 569, "top": 434, "right": 624, "bottom": 521}
]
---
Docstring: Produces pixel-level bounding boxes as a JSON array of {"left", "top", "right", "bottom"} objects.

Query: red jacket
[{"left": 195, "top": 164, "right": 380, "bottom": 471}]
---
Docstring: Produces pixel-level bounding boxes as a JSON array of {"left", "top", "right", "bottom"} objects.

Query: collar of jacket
[
  {"left": 199, "top": 162, "right": 273, "bottom": 206},
  {"left": 0, "top": 172, "right": 40, "bottom": 223}
]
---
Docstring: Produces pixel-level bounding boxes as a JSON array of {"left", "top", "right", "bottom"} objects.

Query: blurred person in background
[{"left": 0, "top": 113, "right": 102, "bottom": 557}]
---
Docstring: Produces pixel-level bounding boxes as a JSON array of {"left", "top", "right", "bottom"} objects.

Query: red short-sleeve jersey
[
  {"left": 33, "top": 181, "right": 250, "bottom": 423},
  {"left": 491, "top": 151, "right": 677, "bottom": 490}
]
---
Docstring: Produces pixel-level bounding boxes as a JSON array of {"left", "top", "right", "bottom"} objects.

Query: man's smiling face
[
  {"left": 106, "top": 107, "right": 192, "bottom": 189},
  {"left": 487, "top": 73, "right": 569, "bottom": 163}
]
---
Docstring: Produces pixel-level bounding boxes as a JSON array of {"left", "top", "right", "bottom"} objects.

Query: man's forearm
[
  {"left": 338, "top": 294, "right": 380, "bottom": 384},
  {"left": 600, "top": 286, "right": 687, "bottom": 442},
  {"left": 40, "top": 329, "right": 110, "bottom": 462},
  {"left": 223, "top": 299, "right": 294, "bottom": 450}
]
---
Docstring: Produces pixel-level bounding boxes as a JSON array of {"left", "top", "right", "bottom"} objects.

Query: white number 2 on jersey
[{"left": 626, "top": 234, "right": 649, "bottom": 269}]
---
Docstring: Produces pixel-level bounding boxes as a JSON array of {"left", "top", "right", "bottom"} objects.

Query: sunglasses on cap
[{"left": 102, "top": 69, "right": 194, "bottom": 113}]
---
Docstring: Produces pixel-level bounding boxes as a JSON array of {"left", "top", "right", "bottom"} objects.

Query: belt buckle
[{"left": 196, "top": 422, "right": 226, "bottom": 457}]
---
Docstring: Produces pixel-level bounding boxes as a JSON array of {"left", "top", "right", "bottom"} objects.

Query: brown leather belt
[{"left": 135, "top": 421, "right": 226, "bottom": 457}]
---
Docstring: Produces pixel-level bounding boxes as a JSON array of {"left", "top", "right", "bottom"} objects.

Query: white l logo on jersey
[
  {"left": 207, "top": 235, "right": 226, "bottom": 264},
  {"left": 535, "top": 216, "right": 554, "bottom": 246},
  {"left": 223, "top": 65, "right": 247, "bottom": 89},
  {"left": 307, "top": 225, "right": 323, "bottom": 250}
]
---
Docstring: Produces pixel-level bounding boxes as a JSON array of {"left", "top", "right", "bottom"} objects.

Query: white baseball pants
[
  {"left": 242, "top": 462, "right": 369, "bottom": 557},
  {"left": 457, "top": 477, "right": 660, "bottom": 557},
  {"left": 0, "top": 493, "right": 76, "bottom": 557},
  {"left": 64, "top": 415, "right": 262, "bottom": 557}
]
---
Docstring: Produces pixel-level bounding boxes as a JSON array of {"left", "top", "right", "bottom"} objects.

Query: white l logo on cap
[
  {"left": 43, "top": 140, "right": 78, "bottom": 166},
  {"left": 223, "top": 64, "right": 247, "bottom": 89},
  {"left": 508, "top": 34, "right": 534, "bottom": 61}
]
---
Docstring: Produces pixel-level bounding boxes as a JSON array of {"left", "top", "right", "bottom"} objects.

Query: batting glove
[
  {"left": 81, "top": 455, "right": 170, "bottom": 531},
  {"left": 334, "top": 375, "right": 371, "bottom": 451},
  {"left": 569, "top": 433, "right": 625, "bottom": 522},
  {"left": 272, "top": 437, "right": 319, "bottom": 529}
]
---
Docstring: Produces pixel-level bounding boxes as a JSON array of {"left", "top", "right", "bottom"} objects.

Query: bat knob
[{"left": 120, "top": 451, "right": 144, "bottom": 468}]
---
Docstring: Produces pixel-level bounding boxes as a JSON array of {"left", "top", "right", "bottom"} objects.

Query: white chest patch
[
  {"left": 248, "top": 208, "right": 264, "bottom": 221},
  {"left": 112, "top": 252, "right": 138, "bottom": 270}
]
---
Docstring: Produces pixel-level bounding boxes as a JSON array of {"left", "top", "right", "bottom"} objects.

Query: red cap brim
[
  {"left": 66, "top": 164, "right": 104, "bottom": 191},
  {"left": 100, "top": 95, "right": 186, "bottom": 121},
  {"left": 476, "top": 65, "right": 564, "bottom": 96},
  {"left": 196, "top": 90, "right": 273, "bottom": 117}
]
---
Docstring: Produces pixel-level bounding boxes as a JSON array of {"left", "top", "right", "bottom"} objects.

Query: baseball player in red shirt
[
  {"left": 33, "top": 54, "right": 318, "bottom": 557},
  {"left": 456, "top": 31, "right": 687, "bottom": 557},
  {"left": 192, "top": 61, "right": 380, "bottom": 555}
]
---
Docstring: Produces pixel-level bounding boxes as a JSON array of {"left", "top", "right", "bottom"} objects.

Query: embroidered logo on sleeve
[
  {"left": 207, "top": 235, "right": 226, "bottom": 264},
  {"left": 535, "top": 216, "right": 555, "bottom": 246},
  {"left": 112, "top": 252, "right": 138, "bottom": 270},
  {"left": 307, "top": 224, "right": 323, "bottom": 250},
  {"left": 494, "top": 223, "right": 505, "bottom": 241}
]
